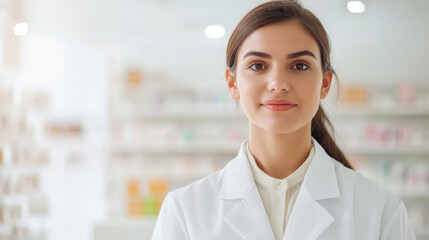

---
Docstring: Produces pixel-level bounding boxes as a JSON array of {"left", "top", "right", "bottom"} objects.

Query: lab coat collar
[
  {"left": 219, "top": 141, "right": 254, "bottom": 200},
  {"left": 219, "top": 138, "right": 341, "bottom": 239},
  {"left": 219, "top": 138, "right": 340, "bottom": 200},
  {"left": 283, "top": 139, "right": 340, "bottom": 239},
  {"left": 303, "top": 138, "right": 341, "bottom": 200}
]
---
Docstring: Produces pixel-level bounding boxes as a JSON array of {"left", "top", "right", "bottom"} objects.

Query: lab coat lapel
[
  {"left": 224, "top": 184, "right": 275, "bottom": 240},
  {"left": 283, "top": 185, "right": 335, "bottom": 239},
  {"left": 283, "top": 139, "right": 340, "bottom": 240},
  {"left": 220, "top": 142, "right": 275, "bottom": 240}
]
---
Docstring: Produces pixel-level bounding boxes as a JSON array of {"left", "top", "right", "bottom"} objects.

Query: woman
[{"left": 152, "top": 1, "right": 415, "bottom": 239}]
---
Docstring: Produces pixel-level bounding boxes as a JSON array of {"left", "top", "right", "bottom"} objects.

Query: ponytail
[{"left": 312, "top": 105, "right": 353, "bottom": 169}]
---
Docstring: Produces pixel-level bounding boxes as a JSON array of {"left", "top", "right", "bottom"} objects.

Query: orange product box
[
  {"left": 127, "top": 195, "right": 144, "bottom": 216},
  {"left": 127, "top": 70, "right": 142, "bottom": 85},
  {"left": 340, "top": 86, "right": 368, "bottom": 104},
  {"left": 148, "top": 177, "right": 169, "bottom": 212},
  {"left": 127, "top": 179, "right": 140, "bottom": 196}
]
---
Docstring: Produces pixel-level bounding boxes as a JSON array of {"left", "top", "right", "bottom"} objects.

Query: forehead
[{"left": 237, "top": 20, "right": 320, "bottom": 61}]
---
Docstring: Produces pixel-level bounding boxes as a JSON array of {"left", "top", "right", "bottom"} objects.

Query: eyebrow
[{"left": 242, "top": 50, "right": 316, "bottom": 60}]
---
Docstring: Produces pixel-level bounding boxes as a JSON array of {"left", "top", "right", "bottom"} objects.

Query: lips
[{"left": 261, "top": 99, "right": 297, "bottom": 112}]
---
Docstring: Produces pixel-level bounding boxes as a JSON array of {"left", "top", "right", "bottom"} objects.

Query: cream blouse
[{"left": 246, "top": 141, "right": 315, "bottom": 240}]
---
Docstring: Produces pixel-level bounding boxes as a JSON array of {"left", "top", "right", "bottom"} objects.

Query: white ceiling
[
  {"left": 16, "top": 0, "right": 429, "bottom": 84},
  {"left": 22, "top": 0, "right": 429, "bottom": 45}
]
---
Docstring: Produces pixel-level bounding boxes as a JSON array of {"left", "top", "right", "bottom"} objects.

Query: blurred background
[{"left": 1, "top": 0, "right": 429, "bottom": 239}]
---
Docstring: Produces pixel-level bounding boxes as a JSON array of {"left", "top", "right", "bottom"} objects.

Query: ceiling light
[
  {"left": 347, "top": 1, "right": 366, "bottom": 13},
  {"left": 204, "top": 25, "right": 225, "bottom": 39},
  {"left": 14, "top": 23, "right": 28, "bottom": 36}
]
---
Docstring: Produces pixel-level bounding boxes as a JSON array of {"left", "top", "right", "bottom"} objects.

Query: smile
[
  {"left": 261, "top": 104, "right": 297, "bottom": 112},
  {"left": 261, "top": 99, "right": 297, "bottom": 112}
]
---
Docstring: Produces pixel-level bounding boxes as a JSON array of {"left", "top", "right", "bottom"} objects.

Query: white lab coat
[{"left": 152, "top": 139, "right": 415, "bottom": 240}]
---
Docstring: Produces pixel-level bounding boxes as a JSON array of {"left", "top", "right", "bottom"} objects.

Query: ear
[
  {"left": 225, "top": 68, "right": 240, "bottom": 100},
  {"left": 320, "top": 71, "right": 333, "bottom": 99}
]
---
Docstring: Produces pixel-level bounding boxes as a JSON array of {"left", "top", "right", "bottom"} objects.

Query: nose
[{"left": 267, "top": 70, "right": 290, "bottom": 93}]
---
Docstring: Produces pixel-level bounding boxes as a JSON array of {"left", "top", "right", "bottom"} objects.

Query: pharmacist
[{"left": 152, "top": 1, "right": 415, "bottom": 239}]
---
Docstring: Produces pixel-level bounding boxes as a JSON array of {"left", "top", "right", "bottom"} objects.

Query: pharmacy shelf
[
  {"left": 336, "top": 105, "right": 429, "bottom": 117},
  {"left": 109, "top": 143, "right": 429, "bottom": 155},
  {"left": 0, "top": 137, "right": 37, "bottom": 146},
  {"left": 109, "top": 143, "right": 240, "bottom": 155},
  {"left": 108, "top": 79, "right": 429, "bottom": 236},
  {"left": 113, "top": 112, "right": 241, "bottom": 121},
  {"left": 0, "top": 194, "right": 27, "bottom": 202},
  {"left": 0, "top": 165, "right": 46, "bottom": 171},
  {"left": 94, "top": 217, "right": 157, "bottom": 240},
  {"left": 112, "top": 108, "right": 244, "bottom": 121},
  {"left": 0, "top": 106, "right": 26, "bottom": 114},
  {"left": 346, "top": 145, "right": 429, "bottom": 155},
  {"left": 118, "top": 105, "right": 429, "bottom": 119},
  {"left": 95, "top": 216, "right": 158, "bottom": 225},
  {"left": 133, "top": 112, "right": 241, "bottom": 120}
]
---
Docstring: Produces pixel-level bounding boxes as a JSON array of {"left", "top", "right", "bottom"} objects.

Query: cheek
[
  {"left": 236, "top": 73, "right": 265, "bottom": 102},
  {"left": 238, "top": 81, "right": 259, "bottom": 106},
  {"left": 295, "top": 77, "right": 322, "bottom": 104}
]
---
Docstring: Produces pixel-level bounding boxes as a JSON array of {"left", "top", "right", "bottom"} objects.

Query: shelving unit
[
  {"left": 0, "top": 80, "right": 50, "bottom": 240},
  {"left": 115, "top": 104, "right": 241, "bottom": 120},
  {"left": 110, "top": 143, "right": 239, "bottom": 155},
  {"left": 346, "top": 146, "right": 429, "bottom": 155},
  {"left": 104, "top": 66, "right": 429, "bottom": 239},
  {"left": 94, "top": 217, "right": 157, "bottom": 240},
  {"left": 330, "top": 84, "right": 429, "bottom": 239},
  {"left": 104, "top": 62, "right": 248, "bottom": 232},
  {"left": 337, "top": 106, "right": 429, "bottom": 117}
]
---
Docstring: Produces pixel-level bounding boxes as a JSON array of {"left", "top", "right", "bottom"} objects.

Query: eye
[
  {"left": 291, "top": 62, "right": 310, "bottom": 71},
  {"left": 248, "top": 62, "right": 267, "bottom": 72}
]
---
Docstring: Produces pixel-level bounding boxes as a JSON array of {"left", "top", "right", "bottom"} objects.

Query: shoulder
[
  {"left": 331, "top": 159, "right": 403, "bottom": 220},
  {"left": 167, "top": 164, "right": 227, "bottom": 204},
  {"left": 331, "top": 160, "right": 415, "bottom": 238},
  {"left": 333, "top": 160, "right": 399, "bottom": 201},
  {"left": 165, "top": 143, "right": 250, "bottom": 209}
]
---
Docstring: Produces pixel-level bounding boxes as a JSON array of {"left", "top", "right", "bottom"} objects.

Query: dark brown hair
[{"left": 226, "top": 0, "right": 353, "bottom": 169}]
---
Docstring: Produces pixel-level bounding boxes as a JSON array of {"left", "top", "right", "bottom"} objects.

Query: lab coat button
[{"left": 279, "top": 182, "right": 288, "bottom": 189}]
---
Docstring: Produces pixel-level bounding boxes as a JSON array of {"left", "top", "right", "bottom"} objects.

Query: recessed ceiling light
[
  {"left": 14, "top": 23, "right": 28, "bottom": 36},
  {"left": 204, "top": 25, "right": 225, "bottom": 39},
  {"left": 347, "top": 1, "right": 366, "bottom": 13}
]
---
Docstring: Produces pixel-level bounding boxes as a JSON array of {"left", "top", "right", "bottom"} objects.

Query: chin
[
  {"left": 254, "top": 120, "right": 304, "bottom": 135},
  {"left": 264, "top": 126, "right": 300, "bottom": 135}
]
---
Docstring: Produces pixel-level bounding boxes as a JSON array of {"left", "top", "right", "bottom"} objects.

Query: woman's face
[{"left": 226, "top": 20, "right": 332, "bottom": 134}]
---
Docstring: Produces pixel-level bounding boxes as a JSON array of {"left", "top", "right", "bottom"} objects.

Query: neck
[{"left": 248, "top": 122, "right": 313, "bottom": 179}]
